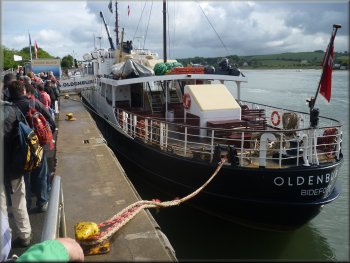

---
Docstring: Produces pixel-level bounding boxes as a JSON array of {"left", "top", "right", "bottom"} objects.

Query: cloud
[
  {"left": 38, "top": 30, "right": 62, "bottom": 43},
  {"left": 2, "top": 1, "right": 349, "bottom": 60}
]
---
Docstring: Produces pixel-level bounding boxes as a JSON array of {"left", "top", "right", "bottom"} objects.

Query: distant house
[
  {"left": 300, "top": 60, "right": 308, "bottom": 65},
  {"left": 243, "top": 62, "right": 249, "bottom": 67}
]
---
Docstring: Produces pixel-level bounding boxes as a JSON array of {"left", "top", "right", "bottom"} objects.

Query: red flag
[
  {"left": 34, "top": 41, "right": 39, "bottom": 59},
  {"left": 128, "top": 4, "right": 130, "bottom": 16},
  {"left": 319, "top": 43, "right": 333, "bottom": 102}
]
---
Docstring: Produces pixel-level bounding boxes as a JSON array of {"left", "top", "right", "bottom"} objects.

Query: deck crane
[{"left": 99, "top": 11, "right": 115, "bottom": 50}]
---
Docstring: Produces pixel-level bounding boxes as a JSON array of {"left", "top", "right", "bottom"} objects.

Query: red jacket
[{"left": 39, "top": 90, "right": 51, "bottom": 109}]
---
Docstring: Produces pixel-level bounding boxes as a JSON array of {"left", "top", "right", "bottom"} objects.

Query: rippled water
[
  {"left": 236, "top": 69, "right": 349, "bottom": 260},
  {"left": 120, "top": 69, "right": 349, "bottom": 261}
]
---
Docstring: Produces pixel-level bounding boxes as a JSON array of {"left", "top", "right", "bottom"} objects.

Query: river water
[{"left": 120, "top": 69, "right": 349, "bottom": 261}]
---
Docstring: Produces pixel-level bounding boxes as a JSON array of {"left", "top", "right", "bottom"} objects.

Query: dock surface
[
  {"left": 56, "top": 95, "right": 176, "bottom": 261},
  {"left": 9, "top": 95, "right": 177, "bottom": 261}
]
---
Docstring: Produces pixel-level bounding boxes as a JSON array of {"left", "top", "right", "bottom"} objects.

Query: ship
[{"left": 79, "top": 1, "right": 343, "bottom": 230}]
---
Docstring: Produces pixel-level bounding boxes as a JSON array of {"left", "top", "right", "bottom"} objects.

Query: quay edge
[{"left": 55, "top": 94, "right": 177, "bottom": 261}]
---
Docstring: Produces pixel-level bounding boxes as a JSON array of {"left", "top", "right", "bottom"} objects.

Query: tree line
[
  {"left": 2, "top": 45, "right": 75, "bottom": 71},
  {"left": 3, "top": 45, "right": 348, "bottom": 71}
]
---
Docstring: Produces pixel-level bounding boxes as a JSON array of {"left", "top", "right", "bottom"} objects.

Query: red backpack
[{"left": 26, "top": 100, "right": 54, "bottom": 150}]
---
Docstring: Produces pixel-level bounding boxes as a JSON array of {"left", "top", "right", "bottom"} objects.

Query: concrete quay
[
  {"left": 8, "top": 94, "right": 176, "bottom": 261},
  {"left": 55, "top": 94, "right": 177, "bottom": 261}
]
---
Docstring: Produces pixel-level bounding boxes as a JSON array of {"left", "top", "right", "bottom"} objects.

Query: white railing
[{"left": 115, "top": 106, "right": 342, "bottom": 169}]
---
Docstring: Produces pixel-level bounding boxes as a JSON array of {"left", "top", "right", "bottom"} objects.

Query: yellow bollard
[
  {"left": 66, "top": 113, "right": 76, "bottom": 121},
  {"left": 74, "top": 221, "right": 110, "bottom": 256}
]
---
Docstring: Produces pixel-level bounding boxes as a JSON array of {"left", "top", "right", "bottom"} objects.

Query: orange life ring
[
  {"left": 182, "top": 93, "right": 191, "bottom": 109},
  {"left": 271, "top": 111, "right": 281, "bottom": 126},
  {"left": 137, "top": 119, "right": 146, "bottom": 137}
]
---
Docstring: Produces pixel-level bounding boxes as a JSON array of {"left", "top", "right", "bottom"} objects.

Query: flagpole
[
  {"left": 34, "top": 41, "right": 38, "bottom": 60},
  {"left": 28, "top": 32, "right": 33, "bottom": 63},
  {"left": 309, "top": 24, "right": 341, "bottom": 111}
]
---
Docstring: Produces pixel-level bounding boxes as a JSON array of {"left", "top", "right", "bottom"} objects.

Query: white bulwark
[{"left": 60, "top": 76, "right": 96, "bottom": 91}]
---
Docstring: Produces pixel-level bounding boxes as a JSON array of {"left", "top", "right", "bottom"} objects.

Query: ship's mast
[
  {"left": 163, "top": 0, "right": 167, "bottom": 62},
  {"left": 115, "top": 1, "right": 119, "bottom": 46}
]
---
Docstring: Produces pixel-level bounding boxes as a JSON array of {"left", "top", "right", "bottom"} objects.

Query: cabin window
[
  {"left": 95, "top": 81, "right": 101, "bottom": 93},
  {"left": 106, "top": 84, "right": 112, "bottom": 105},
  {"left": 101, "top": 82, "right": 106, "bottom": 97},
  {"left": 130, "top": 83, "right": 143, "bottom": 108}
]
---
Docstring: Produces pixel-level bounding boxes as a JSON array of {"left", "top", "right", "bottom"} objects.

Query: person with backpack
[
  {"left": 1, "top": 100, "right": 33, "bottom": 247},
  {"left": 8, "top": 80, "right": 56, "bottom": 213},
  {"left": 23, "top": 83, "right": 48, "bottom": 208}
]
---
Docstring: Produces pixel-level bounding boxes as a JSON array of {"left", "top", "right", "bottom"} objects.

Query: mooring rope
[{"left": 79, "top": 158, "right": 226, "bottom": 246}]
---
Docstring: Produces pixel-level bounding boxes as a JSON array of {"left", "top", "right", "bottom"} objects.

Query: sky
[{"left": 2, "top": 1, "right": 349, "bottom": 60}]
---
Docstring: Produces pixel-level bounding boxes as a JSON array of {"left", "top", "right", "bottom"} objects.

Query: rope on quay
[{"left": 75, "top": 158, "right": 226, "bottom": 247}]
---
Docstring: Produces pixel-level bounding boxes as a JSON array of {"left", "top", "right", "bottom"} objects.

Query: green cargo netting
[
  {"left": 154, "top": 62, "right": 183, "bottom": 75},
  {"left": 154, "top": 63, "right": 168, "bottom": 75}
]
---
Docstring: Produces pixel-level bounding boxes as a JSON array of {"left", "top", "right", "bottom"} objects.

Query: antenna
[
  {"left": 115, "top": 1, "right": 119, "bottom": 46},
  {"left": 134, "top": 36, "right": 144, "bottom": 49},
  {"left": 96, "top": 36, "right": 102, "bottom": 49}
]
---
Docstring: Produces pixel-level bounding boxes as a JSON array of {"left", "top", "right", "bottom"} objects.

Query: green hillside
[{"left": 177, "top": 51, "right": 349, "bottom": 69}]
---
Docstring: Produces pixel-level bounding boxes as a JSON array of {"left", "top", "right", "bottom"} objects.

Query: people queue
[{"left": 1, "top": 71, "right": 84, "bottom": 261}]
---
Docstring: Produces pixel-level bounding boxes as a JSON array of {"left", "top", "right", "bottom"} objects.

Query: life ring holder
[
  {"left": 182, "top": 93, "right": 191, "bottom": 109},
  {"left": 271, "top": 111, "right": 281, "bottom": 126}
]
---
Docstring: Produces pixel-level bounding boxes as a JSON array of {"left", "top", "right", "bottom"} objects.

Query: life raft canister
[
  {"left": 182, "top": 93, "right": 191, "bottom": 109},
  {"left": 271, "top": 111, "right": 281, "bottom": 126}
]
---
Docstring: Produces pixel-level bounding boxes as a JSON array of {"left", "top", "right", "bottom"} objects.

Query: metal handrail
[
  {"left": 41, "top": 176, "right": 66, "bottom": 241},
  {"left": 115, "top": 108, "right": 343, "bottom": 169}
]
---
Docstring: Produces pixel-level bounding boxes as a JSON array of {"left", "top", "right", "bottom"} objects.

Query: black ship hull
[{"left": 83, "top": 98, "right": 343, "bottom": 230}]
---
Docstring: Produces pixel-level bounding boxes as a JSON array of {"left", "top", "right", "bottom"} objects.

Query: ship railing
[
  {"left": 240, "top": 100, "right": 341, "bottom": 129},
  {"left": 116, "top": 108, "right": 342, "bottom": 169},
  {"left": 41, "top": 176, "right": 66, "bottom": 241}
]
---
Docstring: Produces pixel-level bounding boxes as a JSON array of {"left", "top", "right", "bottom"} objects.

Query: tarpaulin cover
[{"left": 111, "top": 59, "right": 154, "bottom": 79}]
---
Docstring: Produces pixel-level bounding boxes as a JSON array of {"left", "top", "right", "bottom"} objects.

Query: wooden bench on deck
[
  {"left": 207, "top": 119, "right": 253, "bottom": 148},
  {"left": 207, "top": 119, "right": 248, "bottom": 130},
  {"left": 241, "top": 108, "right": 267, "bottom": 129}
]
